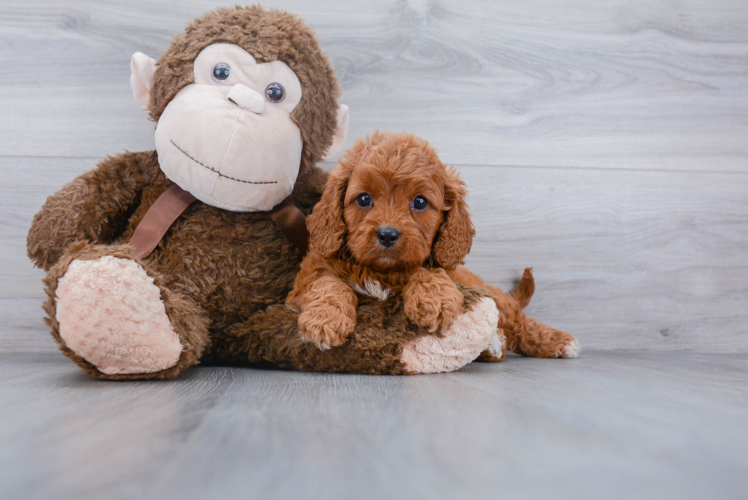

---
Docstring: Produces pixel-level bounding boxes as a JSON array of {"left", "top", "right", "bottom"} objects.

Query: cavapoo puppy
[
  {"left": 287, "top": 131, "right": 580, "bottom": 360},
  {"left": 287, "top": 131, "right": 470, "bottom": 349}
]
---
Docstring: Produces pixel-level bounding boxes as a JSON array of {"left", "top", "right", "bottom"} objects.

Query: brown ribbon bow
[{"left": 128, "top": 184, "right": 309, "bottom": 259}]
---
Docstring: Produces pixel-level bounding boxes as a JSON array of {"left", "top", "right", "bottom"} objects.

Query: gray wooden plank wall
[{"left": 1, "top": 0, "right": 746, "bottom": 353}]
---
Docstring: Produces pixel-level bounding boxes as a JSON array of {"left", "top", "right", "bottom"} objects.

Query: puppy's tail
[{"left": 510, "top": 268, "right": 535, "bottom": 310}]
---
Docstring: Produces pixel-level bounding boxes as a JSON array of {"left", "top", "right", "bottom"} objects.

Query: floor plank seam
[{"left": 4, "top": 155, "right": 748, "bottom": 177}]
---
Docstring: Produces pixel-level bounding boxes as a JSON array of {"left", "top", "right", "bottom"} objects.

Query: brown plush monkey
[{"left": 26, "top": 6, "right": 503, "bottom": 379}]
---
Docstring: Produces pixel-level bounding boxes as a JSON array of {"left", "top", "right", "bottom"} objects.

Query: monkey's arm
[
  {"left": 27, "top": 151, "right": 159, "bottom": 270},
  {"left": 224, "top": 285, "right": 498, "bottom": 374}
]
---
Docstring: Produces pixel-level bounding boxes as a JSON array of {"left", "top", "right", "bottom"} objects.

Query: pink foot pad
[
  {"left": 401, "top": 297, "right": 499, "bottom": 374},
  {"left": 55, "top": 256, "right": 182, "bottom": 375}
]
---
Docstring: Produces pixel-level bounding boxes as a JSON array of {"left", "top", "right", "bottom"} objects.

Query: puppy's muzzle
[{"left": 376, "top": 227, "right": 400, "bottom": 248}]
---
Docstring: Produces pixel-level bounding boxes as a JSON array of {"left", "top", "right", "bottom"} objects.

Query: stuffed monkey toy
[{"left": 26, "top": 6, "right": 507, "bottom": 379}]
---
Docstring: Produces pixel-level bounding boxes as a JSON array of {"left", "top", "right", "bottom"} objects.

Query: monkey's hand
[
  {"left": 27, "top": 152, "right": 157, "bottom": 271},
  {"left": 403, "top": 268, "right": 464, "bottom": 333}
]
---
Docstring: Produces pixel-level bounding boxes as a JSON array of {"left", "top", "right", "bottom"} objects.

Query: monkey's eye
[
  {"left": 412, "top": 195, "right": 429, "bottom": 211},
  {"left": 265, "top": 83, "right": 285, "bottom": 103},
  {"left": 356, "top": 193, "right": 373, "bottom": 208},
  {"left": 212, "top": 63, "right": 231, "bottom": 83}
]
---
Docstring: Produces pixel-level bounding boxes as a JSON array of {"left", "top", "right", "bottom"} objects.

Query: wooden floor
[
  {"left": 0, "top": 352, "right": 746, "bottom": 500},
  {"left": 1, "top": 1, "right": 747, "bottom": 498}
]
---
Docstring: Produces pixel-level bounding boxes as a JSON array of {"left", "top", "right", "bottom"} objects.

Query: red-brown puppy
[{"left": 287, "top": 131, "right": 471, "bottom": 349}]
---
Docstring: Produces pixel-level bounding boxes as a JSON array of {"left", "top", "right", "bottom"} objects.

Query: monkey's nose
[
  {"left": 227, "top": 84, "right": 265, "bottom": 114},
  {"left": 376, "top": 227, "right": 400, "bottom": 248}
]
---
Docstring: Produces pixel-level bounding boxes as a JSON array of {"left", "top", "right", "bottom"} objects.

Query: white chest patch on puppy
[{"left": 351, "top": 280, "right": 391, "bottom": 301}]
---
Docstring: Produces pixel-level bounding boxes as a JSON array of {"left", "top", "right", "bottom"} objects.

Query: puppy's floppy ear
[
  {"left": 307, "top": 163, "right": 351, "bottom": 257},
  {"left": 432, "top": 168, "right": 475, "bottom": 270}
]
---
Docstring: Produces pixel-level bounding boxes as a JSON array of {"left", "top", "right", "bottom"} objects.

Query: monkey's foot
[
  {"left": 400, "top": 297, "right": 499, "bottom": 374},
  {"left": 55, "top": 256, "right": 182, "bottom": 375}
]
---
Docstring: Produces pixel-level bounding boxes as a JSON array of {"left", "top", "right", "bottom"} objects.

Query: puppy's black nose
[{"left": 376, "top": 227, "right": 400, "bottom": 248}]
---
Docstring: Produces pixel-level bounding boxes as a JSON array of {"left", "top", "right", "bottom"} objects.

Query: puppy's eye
[
  {"left": 212, "top": 63, "right": 231, "bottom": 82},
  {"left": 265, "top": 83, "right": 285, "bottom": 103},
  {"left": 356, "top": 193, "right": 373, "bottom": 208},
  {"left": 412, "top": 195, "right": 429, "bottom": 211}
]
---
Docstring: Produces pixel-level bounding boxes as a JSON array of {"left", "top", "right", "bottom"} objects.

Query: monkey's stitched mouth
[{"left": 170, "top": 140, "right": 278, "bottom": 185}]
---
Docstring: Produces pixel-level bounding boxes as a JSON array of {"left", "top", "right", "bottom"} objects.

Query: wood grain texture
[
  {"left": 3, "top": 157, "right": 746, "bottom": 352},
  {"left": 1, "top": 3, "right": 746, "bottom": 497},
  {"left": 462, "top": 166, "right": 748, "bottom": 352},
  {"left": 1, "top": 0, "right": 747, "bottom": 353},
  {"left": 0, "top": 0, "right": 747, "bottom": 170},
  {"left": 0, "top": 353, "right": 746, "bottom": 499}
]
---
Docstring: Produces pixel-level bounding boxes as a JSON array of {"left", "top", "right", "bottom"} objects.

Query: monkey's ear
[
  {"left": 321, "top": 105, "right": 350, "bottom": 161},
  {"left": 130, "top": 52, "right": 157, "bottom": 112}
]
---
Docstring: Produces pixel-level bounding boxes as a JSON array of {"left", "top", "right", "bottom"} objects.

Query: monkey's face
[{"left": 154, "top": 43, "right": 304, "bottom": 212}]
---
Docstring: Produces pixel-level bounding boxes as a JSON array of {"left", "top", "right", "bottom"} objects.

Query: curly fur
[
  {"left": 26, "top": 8, "right": 576, "bottom": 378},
  {"left": 26, "top": 7, "right": 504, "bottom": 379},
  {"left": 288, "top": 131, "right": 476, "bottom": 349},
  {"left": 290, "top": 131, "right": 579, "bottom": 358},
  {"left": 226, "top": 285, "right": 493, "bottom": 374},
  {"left": 450, "top": 267, "right": 580, "bottom": 359},
  {"left": 403, "top": 268, "right": 464, "bottom": 333}
]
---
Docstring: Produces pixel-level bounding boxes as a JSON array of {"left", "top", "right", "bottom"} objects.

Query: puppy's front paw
[
  {"left": 403, "top": 269, "right": 464, "bottom": 332},
  {"left": 298, "top": 302, "right": 356, "bottom": 350},
  {"left": 401, "top": 296, "right": 499, "bottom": 374}
]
